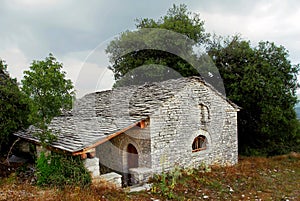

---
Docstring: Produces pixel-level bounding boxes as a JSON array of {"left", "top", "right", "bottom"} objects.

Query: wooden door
[
  {"left": 127, "top": 144, "right": 138, "bottom": 169},
  {"left": 126, "top": 144, "right": 138, "bottom": 186}
]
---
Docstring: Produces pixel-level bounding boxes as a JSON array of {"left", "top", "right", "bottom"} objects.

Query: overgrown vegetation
[
  {"left": 151, "top": 166, "right": 182, "bottom": 199},
  {"left": 35, "top": 152, "right": 91, "bottom": 187},
  {"left": 0, "top": 59, "right": 30, "bottom": 153},
  {"left": 1, "top": 153, "right": 299, "bottom": 200}
]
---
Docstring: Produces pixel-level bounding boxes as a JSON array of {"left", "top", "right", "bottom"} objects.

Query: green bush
[
  {"left": 151, "top": 166, "right": 182, "bottom": 199},
  {"left": 36, "top": 152, "right": 91, "bottom": 187}
]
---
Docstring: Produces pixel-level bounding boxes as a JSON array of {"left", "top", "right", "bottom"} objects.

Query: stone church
[{"left": 15, "top": 76, "right": 239, "bottom": 186}]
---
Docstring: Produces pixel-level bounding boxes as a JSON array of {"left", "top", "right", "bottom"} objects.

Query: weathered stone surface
[
  {"left": 129, "top": 183, "right": 152, "bottom": 193},
  {"left": 84, "top": 157, "right": 100, "bottom": 178},
  {"left": 129, "top": 167, "right": 153, "bottom": 184},
  {"left": 96, "top": 77, "right": 239, "bottom": 185},
  {"left": 149, "top": 81, "right": 238, "bottom": 174},
  {"left": 97, "top": 124, "right": 151, "bottom": 174},
  {"left": 15, "top": 76, "right": 239, "bottom": 185},
  {"left": 99, "top": 172, "right": 122, "bottom": 188}
]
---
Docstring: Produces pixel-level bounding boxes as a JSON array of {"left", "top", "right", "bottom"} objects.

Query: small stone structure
[
  {"left": 99, "top": 172, "right": 122, "bottom": 188},
  {"left": 15, "top": 76, "right": 239, "bottom": 186},
  {"left": 83, "top": 158, "right": 100, "bottom": 178},
  {"left": 129, "top": 168, "right": 153, "bottom": 184}
]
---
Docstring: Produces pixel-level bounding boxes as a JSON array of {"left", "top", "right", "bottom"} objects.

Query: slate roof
[{"left": 14, "top": 76, "right": 238, "bottom": 154}]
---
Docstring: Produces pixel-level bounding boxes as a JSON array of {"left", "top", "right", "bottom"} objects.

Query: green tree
[
  {"left": 106, "top": 4, "right": 209, "bottom": 87},
  {"left": 208, "top": 35, "right": 300, "bottom": 155},
  {"left": 21, "top": 54, "right": 75, "bottom": 145},
  {"left": 0, "top": 59, "right": 30, "bottom": 152}
]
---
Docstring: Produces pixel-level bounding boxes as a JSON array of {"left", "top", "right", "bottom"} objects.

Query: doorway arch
[
  {"left": 127, "top": 143, "right": 139, "bottom": 169},
  {"left": 125, "top": 143, "right": 139, "bottom": 186}
]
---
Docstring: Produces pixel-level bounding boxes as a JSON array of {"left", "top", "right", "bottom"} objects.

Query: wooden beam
[
  {"left": 20, "top": 119, "right": 148, "bottom": 157},
  {"left": 192, "top": 147, "right": 207, "bottom": 153},
  {"left": 81, "top": 153, "right": 87, "bottom": 159},
  {"left": 88, "top": 151, "right": 96, "bottom": 158},
  {"left": 72, "top": 121, "right": 141, "bottom": 156},
  {"left": 138, "top": 120, "right": 146, "bottom": 128}
]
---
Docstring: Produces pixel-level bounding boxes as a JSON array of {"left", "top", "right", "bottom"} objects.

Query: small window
[
  {"left": 192, "top": 135, "right": 207, "bottom": 152},
  {"left": 200, "top": 104, "right": 210, "bottom": 124}
]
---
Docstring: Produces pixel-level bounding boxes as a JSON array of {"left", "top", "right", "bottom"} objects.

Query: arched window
[
  {"left": 199, "top": 104, "right": 210, "bottom": 130},
  {"left": 192, "top": 135, "right": 207, "bottom": 152},
  {"left": 199, "top": 104, "right": 210, "bottom": 124}
]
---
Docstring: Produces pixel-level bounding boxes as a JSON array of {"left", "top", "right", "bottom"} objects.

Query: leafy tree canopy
[
  {"left": 106, "top": 4, "right": 300, "bottom": 155},
  {"left": 106, "top": 4, "right": 210, "bottom": 87},
  {"left": 0, "top": 59, "right": 30, "bottom": 151},
  {"left": 208, "top": 35, "right": 300, "bottom": 155},
  {"left": 21, "top": 54, "right": 75, "bottom": 144}
]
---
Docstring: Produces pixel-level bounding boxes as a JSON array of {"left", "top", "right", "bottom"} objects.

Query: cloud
[
  {"left": 0, "top": 47, "right": 30, "bottom": 81},
  {"left": 5, "top": 0, "right": 64, "bottom": 9},
  {"left": 62, "top": 48, "right": 114, "bottom": 98},
  {"left": 195, "top": 0, "right": 300, "bottom": 63},
  {"left": 1, "top": 0, "right": 300, "bottom": 97},
  {"left": 73, "top": 60, "right": 114, "bottom": 98},
  {"left": 0, "top": 0, "right": 188, "bottom": 58}
]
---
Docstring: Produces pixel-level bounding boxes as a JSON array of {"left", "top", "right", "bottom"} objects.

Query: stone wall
[
  {"left": 149, "top": 81, "right": 238, "bottom": 173},
  {"left": 96, "top": 124, "right": 151, "bottom": 175},
  {"left": 96, "top": 81, "right": 238, "bottom": 185},
  {"left": 83, "top": 157, "right": 100, "bottom": 178}
]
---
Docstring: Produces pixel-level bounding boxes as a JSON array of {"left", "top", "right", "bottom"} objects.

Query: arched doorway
[
  {"left": 126, "top": 143, "right": 138, "bottom": 186},
  {"left": 127, "top": 144, "right": 138, "bottom": 168}
]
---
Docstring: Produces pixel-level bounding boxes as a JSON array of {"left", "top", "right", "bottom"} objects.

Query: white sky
[{"left": 1, "top": 0, "right": 300, "bottom": 97}]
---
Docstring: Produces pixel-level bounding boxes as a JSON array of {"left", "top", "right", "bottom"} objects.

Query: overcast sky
[{"left": 1, "top": 0, "right": 300, "bottom": 97}]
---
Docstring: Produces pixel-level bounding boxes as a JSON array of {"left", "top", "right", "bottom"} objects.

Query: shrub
[
  {"left": 36, "top": 152, "right": 91, "bottom": 187},
  {"left": 151, "top": 166, "right": 182, "bottom": 199}
]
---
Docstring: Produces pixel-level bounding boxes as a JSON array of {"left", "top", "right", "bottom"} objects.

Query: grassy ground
[{"left": 1, "top": 152, "right": 299, "bottom": 201}]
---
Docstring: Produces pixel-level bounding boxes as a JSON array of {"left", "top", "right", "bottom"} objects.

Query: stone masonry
[
  {"left": 95, "top": 77, "right": 239, "bottom": 185},
  {"left": 149, "top": 81, "right": 238, "bottom": 174},
  {"left": 15, "top": 77, "right": 239, "bottom": 186}
]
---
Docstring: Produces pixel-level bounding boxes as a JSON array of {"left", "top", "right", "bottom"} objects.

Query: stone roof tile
[{"left": 14, "top": 76, "right": 238, "bottom": 153}]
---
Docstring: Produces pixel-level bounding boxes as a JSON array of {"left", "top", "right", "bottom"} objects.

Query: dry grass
[{"left": 1, "top": 152, "right": 299, "bottom": 201}]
